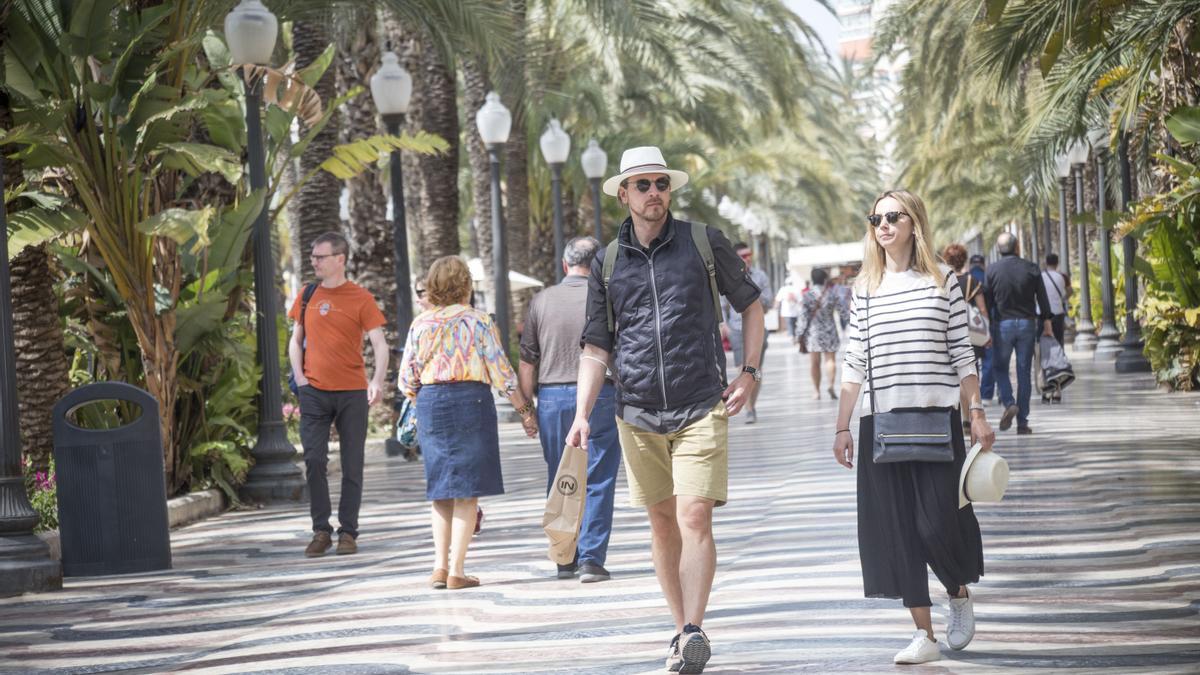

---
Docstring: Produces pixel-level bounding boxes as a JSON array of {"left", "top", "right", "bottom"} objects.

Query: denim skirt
[{"left": 416, "top": 381, "right": 504, "bottom": 500}]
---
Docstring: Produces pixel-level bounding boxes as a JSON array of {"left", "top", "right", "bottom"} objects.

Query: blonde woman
[
  {"left": 830, "top": 190, "right": 996, "bottom": 665},
  {"left": 399, "top": 256, "right": 537, "bottom": 590}
]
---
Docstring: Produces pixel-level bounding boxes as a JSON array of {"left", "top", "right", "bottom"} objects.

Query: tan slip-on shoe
[
  {"left": 446, "top": 575, "right": 480, "bottom": 590},
  {"left": 429, "top": 569, "right": 448, "bottom": 589},
  {"left": 305, "top": 531, "right": 332, "bottom": 558}
]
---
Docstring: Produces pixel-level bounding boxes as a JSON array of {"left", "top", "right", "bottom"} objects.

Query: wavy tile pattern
[{"left": 2, "top": 339, "right": 1199, "bottom": 674}]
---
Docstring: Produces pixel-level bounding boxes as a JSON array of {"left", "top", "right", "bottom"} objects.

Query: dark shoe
[
  {"left": 678, "top": 624, "right": 711, "bottom": 673},
  {"left": 999, "top": 404, "right": 1019, "bottom": 431},
  {"left": 474, "top": 506, "right": 483, "bottom": 535},
  {"left": 429, "top": 568, "right": 448, "bottom": 589},
  {"left": 446, "top": 574, "right": 480, "bottom": 590},
  {"left": 556, "top": 562, "right": 578, "bottom": 579},
  {"left": 336, "top": 532, "right": 357, "bottom": 555},
  {"left": 827, "top": 386, "right": 838, "bottom": 400},
  {"left": 1017, "top": 425, "right": 1033, "bottom": 435},
  {"left": 579, "top": 562, "right": 611, "bottom": 583},
  {"left": 305, "top": 531, "right": 332, "bottom": 558}
]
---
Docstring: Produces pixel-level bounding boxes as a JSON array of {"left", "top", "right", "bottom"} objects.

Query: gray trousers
[{"left": 299, "top": 386, "right": 368, "bottom": 537}]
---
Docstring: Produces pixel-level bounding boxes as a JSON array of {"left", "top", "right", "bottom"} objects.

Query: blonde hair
[
  {"left": 858, "top": 189, "right": 946, "bottom": 294},
  {"left": 425, "top": 256, "right": 473, "bottom": 307}
]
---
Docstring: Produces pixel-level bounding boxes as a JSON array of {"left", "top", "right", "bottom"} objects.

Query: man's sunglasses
[
  {"left": 866, "top": 211, "right": 908, "bottom": 228},
  {"left": 622, "top": 177, "right": 671, "bottom": 193}
]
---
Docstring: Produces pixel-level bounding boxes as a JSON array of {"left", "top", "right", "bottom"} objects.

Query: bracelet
[
  {"left": 835, "top": 428, "right": 851, "bottom": 435},
  {"left": 514, "top": 401, "right": 533, "bottom": 417}
]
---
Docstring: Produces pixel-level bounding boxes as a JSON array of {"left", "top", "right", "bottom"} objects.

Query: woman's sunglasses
[
  {"left": 623, "top": 177, "right": 671, "bottom": 193},
  {"left": 415, "top": 288, "right": 426, "bottom": 298},
  {"left": 866, "top": 211, "right": 908, "bottom": 228}
]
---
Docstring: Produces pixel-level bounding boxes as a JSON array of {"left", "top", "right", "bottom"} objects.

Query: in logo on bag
[{"left": 557, "top": 476, "right": 578, "bottom": 496}]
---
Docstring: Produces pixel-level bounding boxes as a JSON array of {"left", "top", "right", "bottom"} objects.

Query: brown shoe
[
  {"left": 305, "top": 531, "right": 332, "bottom": 558},
  {"left": 999, "top": 404, "right": 1019, "bottom": 431},
  {"left": 446, "top": 575, "right": 480, "bottom": 590},
  {"left": 429, "top": 568, "right": 448, "bottom": 589},
  {"left": 336, "top": 533, "right": 357, "bottom": 555}
]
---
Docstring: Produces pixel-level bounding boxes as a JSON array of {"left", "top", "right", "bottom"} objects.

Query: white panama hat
[
  {"left": 958, "top": 443, "right": 1010, "bottom": 509},
  {"left": 602, "top": 146, "right": 690, "bottom": 197}
]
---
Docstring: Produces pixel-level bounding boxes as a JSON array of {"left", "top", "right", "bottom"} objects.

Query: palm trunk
[
  {"left": 462, "top": 58, "right": 494, "bottom": 285},
  {"left": 289, "top": 21, "right": 344, "bottom": 272},
  {"left": 396, "top": 27, "right": 460, "bottom": 273}
]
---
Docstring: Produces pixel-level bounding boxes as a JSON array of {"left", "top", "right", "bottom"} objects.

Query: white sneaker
[
  {"left": 893, "top": 629, "right": 941, "bottom": 665},
  {"left": 946, "top": 592, "right": 976, "bottom": 650}
]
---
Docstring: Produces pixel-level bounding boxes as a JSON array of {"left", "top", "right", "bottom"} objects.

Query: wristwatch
[{"left": 741, "top": 365, "right": 762, "bottom": 382}]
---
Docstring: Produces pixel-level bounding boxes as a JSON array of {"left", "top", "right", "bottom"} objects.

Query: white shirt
[
  {"left": 1040, "top": 269, "right": 1068, "bottom": 315},
  {"left": 777, "top": 283, "right": 801, "bottom": 318},
  {"left": 843, "top": 268, "right": 976, "bottom": 414}
]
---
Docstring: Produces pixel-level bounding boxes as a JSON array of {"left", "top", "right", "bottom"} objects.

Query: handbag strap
[{"left": 863, "top": 288, "right": 878, "bottom": 417}]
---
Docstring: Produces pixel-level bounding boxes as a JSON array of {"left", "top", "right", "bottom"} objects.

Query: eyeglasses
[
  {"left": 622, "top": 177, "right": 671, "bottom": 193},
  {"left": 310, "top": 253, "right": 340, "bottom": 262},
  {"left": 866, "top": 211, "right": 909, "bottom": 228}
]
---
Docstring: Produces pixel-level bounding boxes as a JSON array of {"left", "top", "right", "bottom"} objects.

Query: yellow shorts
[{"left": 617, "top": 401, "right": 729, "bottom": 508}]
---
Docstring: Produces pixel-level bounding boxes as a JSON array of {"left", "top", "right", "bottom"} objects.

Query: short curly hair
[
  {"left": 424, "top": 256, "right": 473, "bottom": 307},
  {"left": 942, "top": 243, "right": 968, "bottom": 270}
]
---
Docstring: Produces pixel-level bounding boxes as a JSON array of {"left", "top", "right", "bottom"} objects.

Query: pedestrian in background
[
  {"left": 832, "top": 189, "right": 994, "bottom": 665},
  {"left": 968, "top": 254, "right": 995, "bottom": 402},
  {"left": 775, "top": 275, "right": 802, "bottom": 341},
  {"left": 398, "top": 256, "right": 538, "bottom": 590},
  {"left": 985, "top": 233, "right": 1053, "bottom": 435},
  {"left": 722, "top": 241, "right": 772, "bottom": 424},
  {"left": 519, "top": 236, "right": 622, "bottom": 583},
  {"left": 289, "top": 232, "right": 389, "bottom": 559},
  {"left": 795, "top": 267, "right": 844, "bottom": 400}
]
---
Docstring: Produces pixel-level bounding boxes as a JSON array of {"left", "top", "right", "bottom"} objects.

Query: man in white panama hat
[{"left": 568, "top": 146, "right": 765, "bottom": 673}]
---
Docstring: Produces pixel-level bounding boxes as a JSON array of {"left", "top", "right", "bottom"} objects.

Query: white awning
[
  {"left": 786, "top": 242, "right": 865, "bottom": 268},
  {"left": 467, "top": 258, "right": 545, "bottom": 292}
]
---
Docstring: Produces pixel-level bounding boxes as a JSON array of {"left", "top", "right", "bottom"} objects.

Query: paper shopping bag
[{"left": 542, "top": 444, "right": 588, "bottom": 564}]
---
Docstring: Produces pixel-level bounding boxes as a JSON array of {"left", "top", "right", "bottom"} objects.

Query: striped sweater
[{"left": 843, "top": 267, "right": 976, "bottom": 413}]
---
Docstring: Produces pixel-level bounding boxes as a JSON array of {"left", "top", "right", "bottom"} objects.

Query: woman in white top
[{"left": 831, "top": 190, "right": 996, "bottom": 665}]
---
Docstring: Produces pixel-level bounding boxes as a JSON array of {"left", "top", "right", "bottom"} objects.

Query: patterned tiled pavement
[{"left": 2, "top": 337, "right": 1199, "bottom": 674}]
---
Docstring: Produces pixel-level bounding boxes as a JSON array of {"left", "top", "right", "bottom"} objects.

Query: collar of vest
[{"left": 619, "top": 212, "right": 680, "bottom": 250}]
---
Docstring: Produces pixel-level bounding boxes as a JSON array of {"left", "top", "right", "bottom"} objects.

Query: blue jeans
[
  {"left": 994, "top": 319, "right": 1037, "bottom": 426},
  {"left": 979, "top": 343, "right": 995, "bottom": 400},
  {"left": 538, "top": 383, "right": 621, "bottom": 567}
]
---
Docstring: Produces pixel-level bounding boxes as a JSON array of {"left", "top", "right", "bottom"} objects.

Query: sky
[{"left": 787, "top": 0, "right": 842, "bottom": 60}]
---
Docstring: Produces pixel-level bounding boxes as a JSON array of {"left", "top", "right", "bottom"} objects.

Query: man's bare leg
[
  {"left": 647, "top": 496, "right": 684, "bottom": 631},
  {"left": 676, "top": 495, "right": 716, "bottom": 626}
]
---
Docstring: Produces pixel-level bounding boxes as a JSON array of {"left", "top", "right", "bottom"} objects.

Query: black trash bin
[{"left": 52, "top": 382, "right": 172, "bottom": 577}]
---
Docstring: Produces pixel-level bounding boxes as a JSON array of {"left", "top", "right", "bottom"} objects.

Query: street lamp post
[
  {"left": 0, "top": 153, "right": 62, "bottom": 597},
  {"left": 540, "top": 119, "right": 570, "bottom": 282},
  {"left": 1089, "top": 126, "right": 1122, "bottom": 357},
  {"left": 1054, "top": 152, "right": 1075, "bottom": 342},
  {"left": 1114, "top": 129, "right": 1151, "bottom": 373},
  {"left": 1069, "top": 139, "right": 1098, "bottom": 352},
  {"left": 369, "top": 51, "right": 414, "bottom": 345},
  {"left": 476, "top": 92, "right": 512, "bottom": 354},
  {"left": 1028, "top": 201, "right": 1040, "bottom": 263},
  {"left": 581, "top": 140, "right": 607, "bottom": 241},
  {"left": 1042, "top": 205, "right": 1052, "bottom": 264},
  {"left": 227, "top": 0, "right": 305, "bottom": 502}
]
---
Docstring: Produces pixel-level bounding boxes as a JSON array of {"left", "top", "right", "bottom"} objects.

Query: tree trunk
[
  {"left": 396, "top": 28, "right": 460, "bottom": 273},
  {"left": 503, "top": 0, "right": 530, "bottom": 276},
  {"left": 288, "top": 21, "right": 343, "bottom": 274},
  {"left": 337, "top": 14, "right": 396, "bottom": 412},
  {"left": 462, "top": 58, "right": 494, "bottom": 280}
]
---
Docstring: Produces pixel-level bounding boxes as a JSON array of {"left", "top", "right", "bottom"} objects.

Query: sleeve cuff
[
  {"left": 843, "top": 369, "right": 865, "bottom": 385},
  {"left": 956, "top": 364, "right": 977, "bottom": 381}
]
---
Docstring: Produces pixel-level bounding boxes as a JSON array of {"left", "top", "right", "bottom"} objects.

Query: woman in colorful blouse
[{"left": 399, "top": 256, "right": 538, "bottom": 590}]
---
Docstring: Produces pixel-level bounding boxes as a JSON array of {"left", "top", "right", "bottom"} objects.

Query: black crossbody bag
[{"left": 864, "top": 288, "right": 955, "bottom": 463}]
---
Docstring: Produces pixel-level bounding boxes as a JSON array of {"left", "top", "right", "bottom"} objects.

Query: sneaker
[
  {"left": 305, "top": 531, "right": 332, "bottom": 558},
  {"left": 1017, "top": 425, "right": 1033, "bottom": 435},
  {"left": 946, "top": 592, "right": 975, "bottom": 650},
  {"left": 556, "top": 562, "right": 578, "bottom": 579},
  {"left": 665, "top": 633, "right": 683, "bottom": 672},
  {"left": 678, "top": 624, "right": 711, "bottom": 673},
  {"left": 999, "top": 404, "right": 1019, "bottom": 431},
  {"left": 578, "top": 562, "right": 611, "bottom": 583},
  {"left": 744, "top": 409, "right": 757, "bottom": 425},
  {"left": 336, "top": 532, "right": 357, "bottom": 555},
  {"left": 893, "top": 629, "right": 941, "bottom": 665}
]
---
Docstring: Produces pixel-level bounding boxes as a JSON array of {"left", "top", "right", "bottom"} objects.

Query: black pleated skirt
[{"left": 857, "top": 408, "right": 984, "bottom": 608}]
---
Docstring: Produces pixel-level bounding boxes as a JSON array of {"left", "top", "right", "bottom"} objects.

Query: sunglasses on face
[
  {"left": 623, "top": 177, "right": 671, "bottom": 193},
  {"left": 866, "top": 211, "right": 909, "bottom": 228},
  {"left": 311, "top": 253, "right": 339, "bottom": 262},
  {"left": 415, "top": 288, "right": 426, "bottom": 297}
]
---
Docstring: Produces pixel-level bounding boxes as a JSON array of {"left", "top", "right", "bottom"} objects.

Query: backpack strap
[
  {"left": 689, "top": 222, "right": 723, "bottom": 325},
  {"left": 602, "top": 239, "right": 620, "bottom": 333},
  {"left": 298, "top": 283, "right": 318, "bottom": 331}
]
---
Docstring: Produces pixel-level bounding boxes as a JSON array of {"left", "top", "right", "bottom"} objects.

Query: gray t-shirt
[{"left": 520, "top": 275, "right": 599, "bottom": 385}]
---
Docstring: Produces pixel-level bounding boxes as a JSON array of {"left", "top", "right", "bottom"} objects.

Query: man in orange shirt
[{"left": 288, "top": 232, "right": 389, "bottom": 557}]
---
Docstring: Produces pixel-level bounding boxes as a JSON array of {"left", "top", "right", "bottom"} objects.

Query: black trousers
[
  {"left": 299, "top": 386, "right": 368, "bottom": 537},
  {"left": 1050, "top": 313, "right": 1066, "bottom": 346}
]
